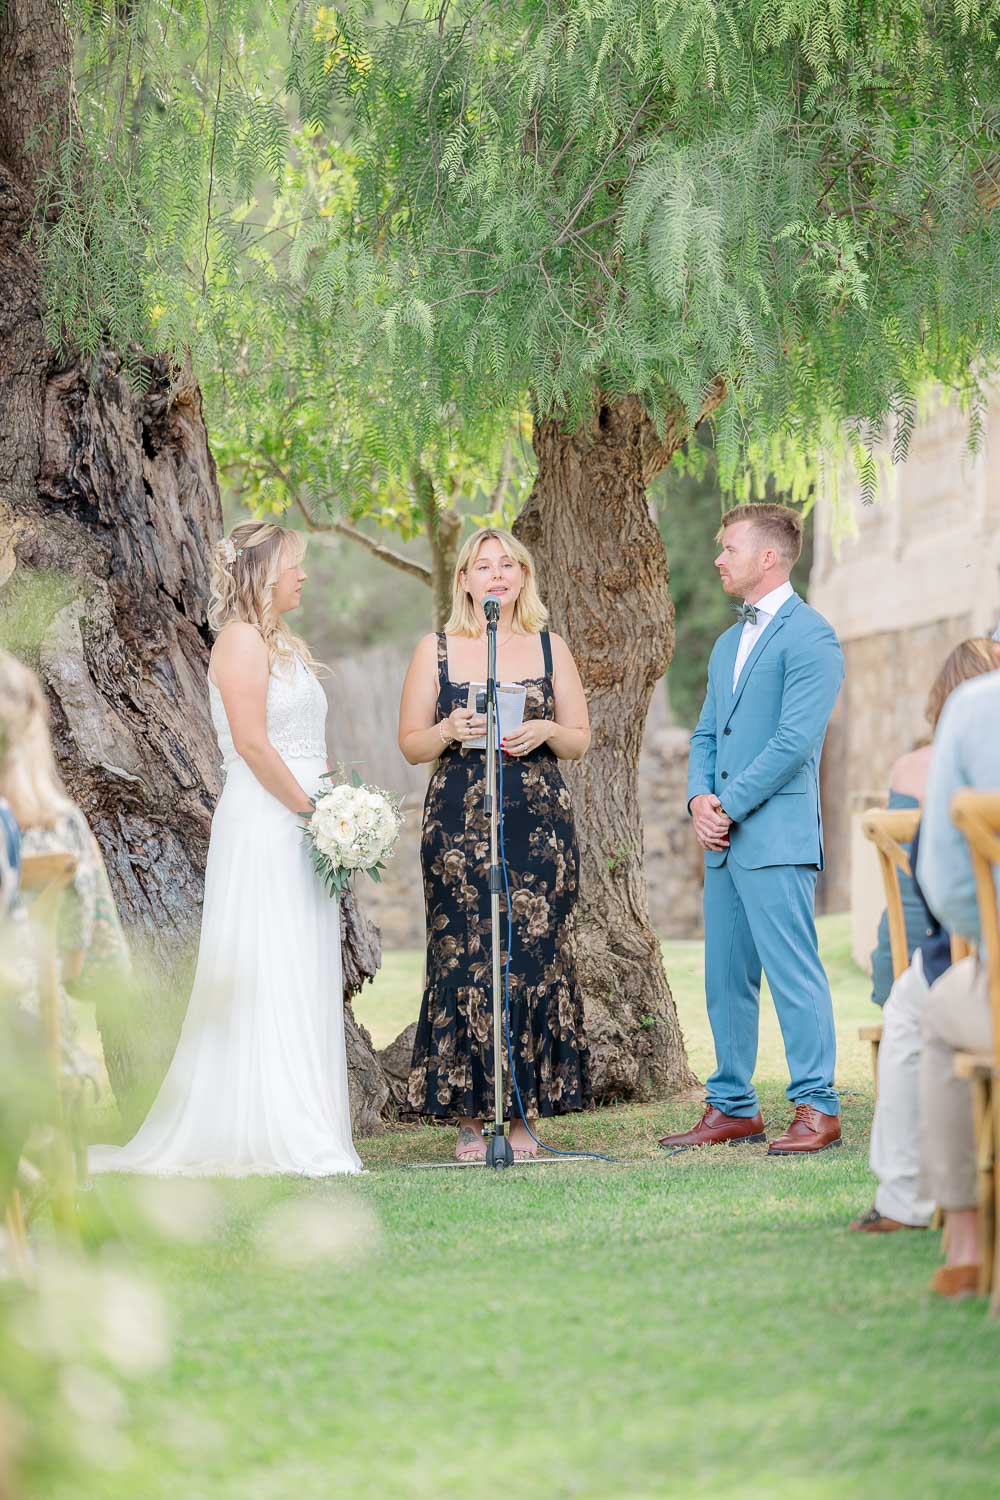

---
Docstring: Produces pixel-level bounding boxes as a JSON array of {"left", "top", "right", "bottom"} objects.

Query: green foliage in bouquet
[{"left": 304, "top": 767, "right": 403, "bottom": 901}]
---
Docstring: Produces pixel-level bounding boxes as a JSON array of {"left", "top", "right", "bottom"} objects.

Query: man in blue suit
[{"left": 659, "top": 504, "right": 845, "bottom": 1155}]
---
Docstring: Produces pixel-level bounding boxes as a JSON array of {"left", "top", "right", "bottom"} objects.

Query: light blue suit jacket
[{"left": 687, "top": 593, "right": 844, "bottom": 870}]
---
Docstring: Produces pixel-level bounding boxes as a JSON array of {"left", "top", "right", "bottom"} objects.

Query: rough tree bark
[
  {"left": 0, "top": 0, "right": 389, "bottom": 1134},
  {"left": 412, "top": 466, "right": 461, "bottom": 629},
  {"left": 516, "top": 392, "right": 721, "bottom": 1099}
]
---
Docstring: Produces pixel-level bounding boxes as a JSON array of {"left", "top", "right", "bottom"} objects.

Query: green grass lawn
[{"left": 72, "top": 917, "right": 1000, "bottom": 1500}]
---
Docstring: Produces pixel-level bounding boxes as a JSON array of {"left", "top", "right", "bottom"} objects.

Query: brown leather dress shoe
[
  {"left": 929, "top": 1264, "right": 980, "bottom": 1299},
  {"left": 767, "top": 1103, "right": 841, "bottom": 1155},
  {"left": 658, "top": 1105, "right": 766, "bottom": 1151},
  {"left": 849, "top": 1205, "right": 926, "bottom": 1233}
]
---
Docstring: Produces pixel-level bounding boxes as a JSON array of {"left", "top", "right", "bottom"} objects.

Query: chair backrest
[
  {"left": 14, "top": 851, "right": 83, "bottom": 1242},
  {"left": 20, "top": 850, "right": 78, "bottom": 901},
  {"left": 862, "top": 807, "right": 921, "bottom": 983},
  {"left": 949, "top": 791, "right": 1000, "bottom": 1055},
  {"left": 18, "top": 852, "right": 79, "bottom": 1071}
]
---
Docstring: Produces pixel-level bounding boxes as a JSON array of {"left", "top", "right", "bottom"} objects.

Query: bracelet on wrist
[{"left": 438, "top": 721, "right": 452, "bottom": 747}]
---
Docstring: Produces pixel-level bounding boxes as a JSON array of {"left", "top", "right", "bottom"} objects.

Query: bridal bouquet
[{"left": 305, "top": 770, "right": 403, "bottom": 900}]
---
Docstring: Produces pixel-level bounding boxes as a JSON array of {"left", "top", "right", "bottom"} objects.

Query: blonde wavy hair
[
  {"left": 444, "top": 527, "right": 549, "bottom": 637},
  {"left": 0, "top": 651, "right": 73, "bottom": 830},
  {"left": 209, "top": 522, "right": 320, "bottom": 671}
]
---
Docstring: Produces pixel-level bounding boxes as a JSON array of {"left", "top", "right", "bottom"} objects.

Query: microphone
[{"left": 482, "top": 593, "right": 502, "bottom": 625}]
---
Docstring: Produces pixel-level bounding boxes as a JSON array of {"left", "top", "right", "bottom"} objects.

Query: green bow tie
[{"left": 732, "top": 602, "right": 758, "bottom": 626}]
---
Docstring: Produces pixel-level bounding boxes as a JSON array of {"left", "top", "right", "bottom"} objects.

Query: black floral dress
[{"left": 408, "top": 632, "right": 592, "bottom": 1119}]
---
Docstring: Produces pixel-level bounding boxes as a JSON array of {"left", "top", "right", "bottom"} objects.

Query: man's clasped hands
[{"left": 690, "top": 793, "right": 732, "bottom": 851}]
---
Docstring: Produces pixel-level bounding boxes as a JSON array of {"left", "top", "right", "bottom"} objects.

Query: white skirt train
[{"left": 89, "top": 755, "right": 362, "bottom": 1178}]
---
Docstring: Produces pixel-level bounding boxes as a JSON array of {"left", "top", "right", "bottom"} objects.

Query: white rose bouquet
[{"left": 305, "top": 770, "right": 403, "bottom": 900}]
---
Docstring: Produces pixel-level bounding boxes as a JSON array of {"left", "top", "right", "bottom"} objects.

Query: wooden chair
[
  {"left": 948, "top": 791, "right": 1000, "bottom": 1308},
  {"left": 859, "top": 808, "right": 921, "bottom": 1093},
  {"left": 858, "top": 808, "right": 971, "bottom": 1096},
  {"left": 2, "top": 851, "right": 81, "bottom": 1272}
]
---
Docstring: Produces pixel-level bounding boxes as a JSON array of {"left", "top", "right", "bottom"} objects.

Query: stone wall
[{"left": 811, "top": 389, "right": 1000, "bottom": 912}]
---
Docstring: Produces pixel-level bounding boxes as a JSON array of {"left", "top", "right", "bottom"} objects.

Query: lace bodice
[{"left": 208, "top": 653, "right": 327, "bottom": 770}]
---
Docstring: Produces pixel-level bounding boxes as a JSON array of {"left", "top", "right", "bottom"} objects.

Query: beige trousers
[
  {"left": 918, "top": 956, "right": 991, "bottom": 1211},
  {"left": 871, "top": 953, "right": 935, "bottom": 1226}
]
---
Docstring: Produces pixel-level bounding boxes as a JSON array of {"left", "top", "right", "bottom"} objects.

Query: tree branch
[
  {"left": 488, "top": 440, "right": 513, "bottom": 513},
  {"left": 293, "top": 495, "right": 432, "bottom": 586}
]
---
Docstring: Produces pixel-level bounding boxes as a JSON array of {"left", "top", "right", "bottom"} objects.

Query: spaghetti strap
[
  {"left": 436, "top": 631, "right": 449, "bottom": 692},
  {"left": 541, "top": 630, "right": 553, "bottom": 678}
]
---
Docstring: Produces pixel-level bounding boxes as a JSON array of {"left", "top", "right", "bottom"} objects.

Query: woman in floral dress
[{"left": 398, "top": 527, "right": 592, "bottom": 1161}]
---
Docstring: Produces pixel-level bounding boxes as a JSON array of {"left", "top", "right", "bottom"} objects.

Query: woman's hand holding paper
[
  {"left": 501, "top": 719, "right": 552, "bottom": 756},
  {"left": 442, "top": 706, "right": 486, "bottom": 743}
]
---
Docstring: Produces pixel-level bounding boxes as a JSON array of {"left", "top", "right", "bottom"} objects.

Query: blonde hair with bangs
[
  {"left": 0, "top": 651, "right": 74, "bottom": 831},
  {"left": 209, "top": 521, "right": 321, "bottom": 672},
  {"left": 444, "top": 527, "right": 549, "bottom": 637}
]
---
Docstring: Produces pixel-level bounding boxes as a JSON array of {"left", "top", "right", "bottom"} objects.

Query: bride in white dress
[{"left": 90, "top": 522, "right": 362, "bottom": 1177}]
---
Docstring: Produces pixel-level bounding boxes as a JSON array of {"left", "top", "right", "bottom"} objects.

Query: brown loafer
[
  {"left": 658, "top": 1105, "right": 766, "bottom": 1151},
  {"left": 767, "top": 1104, "right": 841, "bottom": 1155},
  {"left": 849, "top": 1205, "right": 926, "bottom": 1233},
  {"left": 929, "top": 1264, "right": 980, "bottom": 1299}
]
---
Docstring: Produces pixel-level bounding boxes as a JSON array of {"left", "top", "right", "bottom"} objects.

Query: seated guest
[
  {"left": 869, "top": 640, "right": 999, "bottom": 1006},
  {"left": 0, "top": 654, "right": 129, "bottom": 1071},
  {"left": 916, "top": 669, "right": 1000, "bottom": 1297},
  {"left": 0, "top": 695, "right": 30, "bottom": 1221},
  {"left": 851, "top": 641, "right": 999, "bottom": 1233},
  {"left": 868, "top": 753, "right": 927, "bottom": 1008},
  {"left": 0, "top": 668, "right": 24, "bottom": 918},
  {"left": 0, "top": 798, "right": 19, "bottom": 917}
]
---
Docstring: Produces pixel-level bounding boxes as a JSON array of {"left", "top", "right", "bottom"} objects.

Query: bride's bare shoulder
[
  {"left": 213, "top": 621, "right": 265, "bottom": 650},
  {"left": 210, "top": 622, "right": 267, "bottom": 682}
]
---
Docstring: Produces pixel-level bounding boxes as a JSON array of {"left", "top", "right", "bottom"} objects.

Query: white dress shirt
[{"left": 732, "top": 581, "right": 794, "bottom": 690}]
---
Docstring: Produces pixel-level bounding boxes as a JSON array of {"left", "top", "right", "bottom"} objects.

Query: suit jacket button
[
  {"left": 721, "top": 771, "right": 729, "bottom": 779},
  {"left": 724, "top": 727, "right": 732, "bottom": 735}
]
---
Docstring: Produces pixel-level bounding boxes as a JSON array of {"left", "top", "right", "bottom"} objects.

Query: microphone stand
[{"left": 482, "top": 600, "right": 514, "bottom": 1171}]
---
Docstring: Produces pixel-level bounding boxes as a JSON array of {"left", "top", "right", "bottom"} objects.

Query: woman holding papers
[{"left": 398, "top": 528, "right": 592, "bottom": 1161}]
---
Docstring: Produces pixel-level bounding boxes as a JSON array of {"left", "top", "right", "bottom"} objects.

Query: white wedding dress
[{"left": 90, "top": 653, "right": 362, "bottom": 1178}]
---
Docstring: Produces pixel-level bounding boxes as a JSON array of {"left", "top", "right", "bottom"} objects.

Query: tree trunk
[
  {"left": 0, "top": 0, "right": 390, "bottom": 1134},
  {"left": 413, "top": 466, "right": 461, "bottom": 629},
  {"left": 515, "top": 394, "right": 704, "bottom": 1099}
]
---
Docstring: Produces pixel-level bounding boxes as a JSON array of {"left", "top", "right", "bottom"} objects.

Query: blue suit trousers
[{"left": 703, "top": 859, "right": 839, "bottom": 1117}]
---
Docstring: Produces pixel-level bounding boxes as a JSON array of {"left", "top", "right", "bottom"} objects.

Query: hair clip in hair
[{"left": 219, "top": 538, "right": 238, "bottom": 566}]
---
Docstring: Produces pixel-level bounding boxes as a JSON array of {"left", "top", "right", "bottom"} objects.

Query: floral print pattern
[{"left": 408, "top": 632, "right": 591, "bottom": 1119}]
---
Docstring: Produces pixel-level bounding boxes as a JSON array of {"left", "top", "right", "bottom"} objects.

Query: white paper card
[{"left": 464, "top": 682, "right": 527, "bottom": 750}]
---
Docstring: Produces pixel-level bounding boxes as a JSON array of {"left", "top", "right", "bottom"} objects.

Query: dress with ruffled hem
[{"left": 408, "top": 632, "right": 592, "bottom": 1119}]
